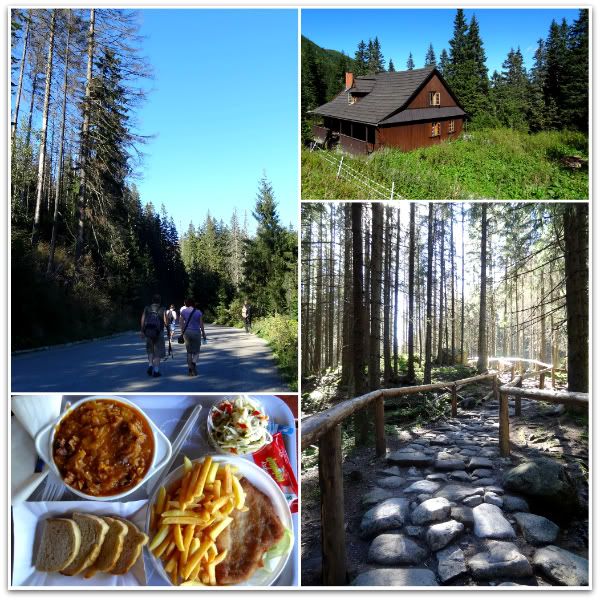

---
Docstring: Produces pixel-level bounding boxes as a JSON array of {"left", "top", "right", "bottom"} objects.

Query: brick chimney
[{"left": 345, "top": 72, "right": 354, "bottom": 90}]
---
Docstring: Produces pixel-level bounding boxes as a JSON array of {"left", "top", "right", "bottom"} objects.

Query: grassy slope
[{"left": 302, "top": 128, "right": 588, "bottom": 200}]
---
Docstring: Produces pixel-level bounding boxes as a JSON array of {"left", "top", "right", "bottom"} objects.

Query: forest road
[{"left": 11, "top": 323, "right": 289, "bottom": 393}]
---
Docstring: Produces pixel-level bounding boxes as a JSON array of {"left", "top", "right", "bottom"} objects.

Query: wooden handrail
[
  {"left": 499, "top": 384, "right": 589, "bottom": 457},
  {"left": 468, "top": 356, "right": 553, "bottom": 369},
  {"left": 499, "top": 386, "right": 589, "bottom": 405},
  {"left": 301, "top": 372, "right": 497, "bottom": 450}
]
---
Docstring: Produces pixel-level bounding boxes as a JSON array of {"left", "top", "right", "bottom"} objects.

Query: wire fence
[{"left": 312, "top": 145, "right": 403, "bottom": 200}]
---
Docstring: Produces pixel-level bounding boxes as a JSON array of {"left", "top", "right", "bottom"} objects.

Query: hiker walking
[
  {"left": 242, "top": 299, "right": 252, "bottom": 333},
  {"left": 179, "top": 297, "right": 207, "bottom": 377},
  {"left": 166, "top": 304, "right": 178, "bottom": 356},
  {"left": 140, "top": 294, "right": 167, "bottom": 378}
]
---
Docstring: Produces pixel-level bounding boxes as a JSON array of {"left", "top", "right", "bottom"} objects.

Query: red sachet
[{"left": 252, "top": 432, "right": 298, "bottom": 513}]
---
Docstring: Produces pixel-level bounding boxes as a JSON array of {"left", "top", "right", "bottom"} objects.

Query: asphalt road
[{"left": 11, "top": 323, "right": 289, "bottom": 393}]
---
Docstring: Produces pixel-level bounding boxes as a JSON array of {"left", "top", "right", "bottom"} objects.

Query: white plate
[
  {"left": 12, "top": 500, "right": 148, "bottom": 587},
  {"left": 34, "top": 396, "right": 172, "bottom": 501},
  {"left": 145, "top": 455, "right": 294, "bottom": 587}
]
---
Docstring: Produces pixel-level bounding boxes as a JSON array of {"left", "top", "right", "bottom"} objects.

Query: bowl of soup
[{"left": 35, "top": 396, "right": 172, "bottom": 501}]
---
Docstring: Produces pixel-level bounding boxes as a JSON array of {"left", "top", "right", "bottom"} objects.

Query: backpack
[
  {"left": 168, "top": 309, "right": 176, "bottom": 324},
  {"left": 143, "top": 306, "right": 162, "bottom": 341}
]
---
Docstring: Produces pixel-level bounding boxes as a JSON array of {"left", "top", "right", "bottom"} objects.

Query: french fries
[{"left": 149, "top": 456, "right": 246, "bottom": 586}]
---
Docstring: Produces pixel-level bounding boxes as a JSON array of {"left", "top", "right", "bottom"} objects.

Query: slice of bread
[
  {"left": 35, "top": 518, "right": 81, "bottom": 572},
  {"left": 109, "top": 517, "right": 149, "bottom": 575},
  {"left": 84, "top": 516, "right": 128, "bottom": 578},
  {"left": 60, "top": 513, "right": 109, "bottom": 576}
]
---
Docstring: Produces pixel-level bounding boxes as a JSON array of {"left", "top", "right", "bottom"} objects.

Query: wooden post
[
  {"left": 374, "top": 398, "right": 386, "bottom": 457},
  {"left": 451, "top": 384, "right": 457, "bottom": 417},
  {"left": 319, "top": 425, "right": 347, "bottom": 586},
  {"left": 551, "top": 367, "right": 556, "bottom": 389},
  {"left": 499, "top": 391, "right": 510, "bottom": 457},
  {"left": 539, "top": 371, "right": 546, "bottom": 390}
]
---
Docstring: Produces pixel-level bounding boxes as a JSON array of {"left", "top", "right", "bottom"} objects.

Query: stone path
[{"left": 351, "top": 396, "right": 589, "bottom": 587}]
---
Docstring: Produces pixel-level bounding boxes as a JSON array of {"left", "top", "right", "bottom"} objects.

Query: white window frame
[
  {"left": 448, "top": 119, "right": 455, "bottom": 133},
  {"left": 431, "top": 122, "right": 441, "bottom": 137},
  {"left": 429, "top": 91, "right": 441, "bottom": 106}
]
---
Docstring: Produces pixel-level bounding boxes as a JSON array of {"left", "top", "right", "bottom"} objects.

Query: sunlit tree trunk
[
  {"left": 476, "top": 204, "right": 488, "bottom": 373},
  {"left": 11, "top": 9, "right": 31, "bottom": 143},
  {"left": 31, "top": 9, "right": 56, "bottom": 246},
  {"left": 423, "top": 204, "right": 434, "bottom": 384},
  {"left": 75, "top": 8, "right": 95, "bottom": 268}
]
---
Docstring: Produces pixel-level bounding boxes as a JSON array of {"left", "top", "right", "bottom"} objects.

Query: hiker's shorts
[
  {"left": 146, "top": 334, "right": 166, "bottom": 358},
  {"left": 184, "top": 331, "right": 201, "bottom": 354}
]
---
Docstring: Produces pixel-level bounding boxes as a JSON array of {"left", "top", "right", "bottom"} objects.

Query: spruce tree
[
  {"left": 388, "top": 58, "right": 395, "bottom": 72},
  {"left": 439, "top": 48, "right": 449, "bottom": 76},
  {"left": 528, "top": 39, "right": 547, "bottom": 132},
  {"left": 367, "top": 36, "right": 385, "bottom": 73},
  {"left": 425, "top": 43, "right": 436, "bottom": 67},
  {"left": 406, "top": 52, "right": 414, "bottom": 70},
  {"left": 563, "top": 9, "right": 588, "bottom": 130},
  {"left": 496, "top": 48, "right": 529, "bottom": 131},
  {"left": 544, "top": 19, "right": 569, "bottom": 128},
  {"left": 354, "top": 39, "right": 368, "bottom": 76}
]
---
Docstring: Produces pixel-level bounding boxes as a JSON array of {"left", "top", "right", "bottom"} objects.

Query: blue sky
[
  {"left": 302, "top": 8, "right": 581, "bottom": 75},
  {"left": 134, "top": 9, "right": 298, "bottom": 234}
]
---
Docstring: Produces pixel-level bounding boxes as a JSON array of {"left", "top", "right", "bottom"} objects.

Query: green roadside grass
[{"left": 302, "top": 128, "right": 588, "bottom": 200}]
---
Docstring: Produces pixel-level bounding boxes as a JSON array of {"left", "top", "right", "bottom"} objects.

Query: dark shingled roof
[
  {"left": 380, "top": 106, "right": 466, "bottom": 125},
  {"left": 311, "top": 66, "right": 464, "bottom": 126}
]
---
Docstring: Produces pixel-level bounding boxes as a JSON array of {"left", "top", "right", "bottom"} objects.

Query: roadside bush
[{"left": 252, "top": 314, "right": 298, "bottom": 390}]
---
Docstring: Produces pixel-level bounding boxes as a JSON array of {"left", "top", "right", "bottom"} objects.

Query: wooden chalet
[{"left": 311, "top": 66, "right": 466, "bottom": 155}]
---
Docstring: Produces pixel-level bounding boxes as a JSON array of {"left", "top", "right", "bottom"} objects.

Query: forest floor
[
  {"left": 11, "top": 322, "right": 289, "bottom": 392},
  {"left": 301, "top": 375, "right": 589, "bottom": 586},
  {"left": 301, "top": 128, "right": 588, "bottom": 200}
]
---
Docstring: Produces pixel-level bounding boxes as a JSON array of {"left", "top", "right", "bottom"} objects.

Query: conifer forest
[
  {"left": 10, "top": 9, "right": 297, "bottom": 369},
  {"left": 301, "top": 202, "right": 588, "bottom": 403}
]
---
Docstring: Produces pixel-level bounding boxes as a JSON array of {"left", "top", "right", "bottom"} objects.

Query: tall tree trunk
[
  {"left": 31, "top": 9, "right": 56, "bottom": 246},
  {"left": 423, "top": 204, "right": 434, "bottom": 384},
  {"left": 328, "top": 205, "right": 335, "bottom": 369},
  {"left": 392, "top": 211, "right": 400, "bottom": 378},
  {"left": 352, "top": 204, "right": 368, "bottom": 445},
  {"left": 46, "top": 9, "right": 72, "bottom": 275},
  {"left": 301, "top": 214, "right": 312, "bottom": 376},
  {"left": 476, "top": 204, "right": 488, "bottom": 373},
  {"left": 369, "top": 203, "right": 383, "bottom": 390},
  {"left": 460, "top": 204, "right": 465, "bottom": 362},
  {"left": 450, "top": 203, "right": 456, "bottom": 363},
  {"left": 11, "top": 9, "right": 31, "bottom": 143},
  {"left": 563, "top": 204, "right": 588, "bottom": 392},
  {"left": 407, "top": 202, "right": 416, "bottom": 382},
  {"left": 436, "top": 208, "right": 445, "bottom": 364},
  {"left": 341, "top": 205, "right": 353, "bottom": 389},
  {"left": 382, "top": 207, "right": 392, "bottom": 383},
  {"left": 314, "top": 211, "right": 323, "bottom": 374},
  {"left": 539, "top": 268, "right": 547, "bottom": 363},
  {"left": 75, "top": 8, "right": 95, "bottom": 268}
]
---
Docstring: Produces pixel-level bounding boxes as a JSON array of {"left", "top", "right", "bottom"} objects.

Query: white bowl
[
  {"left": 34, "top": 395, "right": 172, "bottom": 501},
  {"left": 206, "top": 396, "right": 272, "bottom": 456},
  {"left": 146, "top": 454, "right": 293, "bottom": 587}
]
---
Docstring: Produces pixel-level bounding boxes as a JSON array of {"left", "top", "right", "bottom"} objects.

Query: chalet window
[
  {"left": 429, "top": 91, "right": 441, "bottom": 106},
  {"left": 431, "top": 122, "right": 441, "bottom": 137},
  {"left": 448, "top": 119, "right": 455, "bottom": 133}
]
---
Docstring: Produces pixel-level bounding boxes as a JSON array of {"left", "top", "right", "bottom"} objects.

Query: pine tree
[
  {"left": 367, "top": 36, "right": 385, "bottom": 73},
  {"left": 563, "top": 9, "right": 588, "bottom": 130},
  {"left": 406, "top": 52, "right": 414, "bottom": 71},
  {"left": 354, "top": 39, "right": 368, "bottom": 76},
  {"left": 528, "top": 39, "right": 547, "bottom": 132},
  {"left": 425, "top": 43, "right": 436, "bottom": 67},
  {"left": 496, "top": 48, "right": 529, "bottom": 130},
  {"left": 544, "top": 19, "right": 569, "bottom": 128},
  {"left": 388, "top": 58, "right": 395, "bottom": 72},
  {"left": 439, "top": 48, "right": 449, "bottom": 76}
]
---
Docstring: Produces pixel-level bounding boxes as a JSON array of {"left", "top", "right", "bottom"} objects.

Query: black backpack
[{"left": 143, "top": 307, "right": 162, "bottom": 341}]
